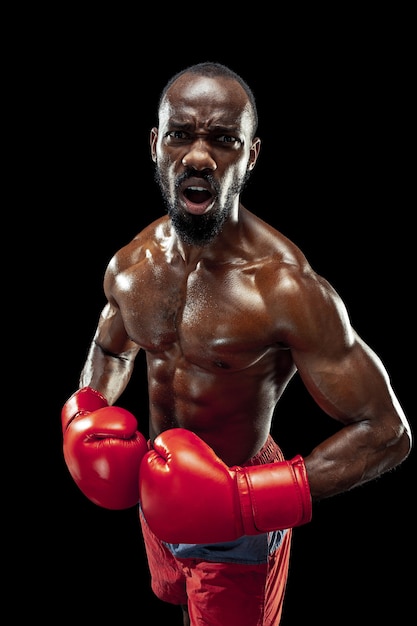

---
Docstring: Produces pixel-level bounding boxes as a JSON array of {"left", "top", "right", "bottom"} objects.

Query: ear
[
  {"left": 247, "top": 136, "right": 261, "bottom": 171},
  {"left": 150, "top": 127, "right": 158, "bottom": 163}
]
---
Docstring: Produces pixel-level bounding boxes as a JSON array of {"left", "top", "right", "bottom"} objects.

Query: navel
[{"left": 214, "top": 360, "right": 230, "bottom": 369}]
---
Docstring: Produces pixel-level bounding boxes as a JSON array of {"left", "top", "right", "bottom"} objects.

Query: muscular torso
[{"left": 108, "top": 213, "right": 305, "bottom": 465}]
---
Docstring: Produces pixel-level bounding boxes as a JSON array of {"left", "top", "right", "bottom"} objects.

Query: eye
[
  {"left": 166, "top": 130, "right": 189, "bottom": 140},
  {"left": 215, "top": 135, "right": 241, "bottom": 145}
]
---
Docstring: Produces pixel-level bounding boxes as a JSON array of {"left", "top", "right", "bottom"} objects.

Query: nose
[{"left": 182, "top": 139, "right": 217, "bottom": 171}]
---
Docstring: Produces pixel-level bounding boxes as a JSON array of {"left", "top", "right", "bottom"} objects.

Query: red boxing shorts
[{"left": 139, "top": 435, "right": 293, "bottom": 626}]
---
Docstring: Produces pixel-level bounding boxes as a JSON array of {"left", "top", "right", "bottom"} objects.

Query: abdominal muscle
[{"left": 146, "top": 347, "right": 295, "bottom": 466}]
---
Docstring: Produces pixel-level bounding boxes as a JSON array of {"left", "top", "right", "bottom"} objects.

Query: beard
[{"left": 154, "top": 165, "right": 250, "bottom": 247}]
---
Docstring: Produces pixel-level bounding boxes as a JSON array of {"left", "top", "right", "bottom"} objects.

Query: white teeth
[{"left": 187, "top": 186, "right": 206, "bottom": 192}]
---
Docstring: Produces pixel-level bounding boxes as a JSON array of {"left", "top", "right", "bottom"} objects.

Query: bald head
[
  {"left": 159, "top": 73, "right": 256, "bottom": 143},
  {"left": 158, "top": 62, "right": 258, "bottom": 139}
]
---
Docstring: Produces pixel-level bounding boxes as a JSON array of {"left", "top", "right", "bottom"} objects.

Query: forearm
[
  {"left": 79, "top": 340, "right": 138, "bottom": 404},
  {"left": 304, "top": 419, "right": 411, "bottom": 500}
]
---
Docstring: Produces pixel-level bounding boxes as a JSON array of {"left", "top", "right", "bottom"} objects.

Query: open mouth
[
  {"left": 184, "top": 186, "right": 212, "bottom": 203},
  {"left": 183, "top": 185, "right": 214, "bottom": 215}
]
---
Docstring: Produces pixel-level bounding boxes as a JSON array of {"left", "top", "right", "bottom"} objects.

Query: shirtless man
[{"left": 61, "top": 62, "right": 412, "bottom": 626}]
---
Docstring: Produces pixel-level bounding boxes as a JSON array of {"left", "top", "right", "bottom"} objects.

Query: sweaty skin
[{"left": 79, "top": 72, "right": 411, "bottom": 500}]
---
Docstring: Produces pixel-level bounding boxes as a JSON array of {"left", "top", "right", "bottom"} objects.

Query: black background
[{"left": 25, "top": 15, "right": 414, "bottom": 625}]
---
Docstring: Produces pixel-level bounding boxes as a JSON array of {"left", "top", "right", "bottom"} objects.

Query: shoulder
[
  {"left": 242, "top": 208, "right": 310, "bottom": 268},
  {"left": 244, "top": 216, "right": 352, "bottom": 349},
  {"left": 270, "top": 262, "right": 353, "bottom": 352},
  {"left": 243, "top": 211, "right": 341, "bottom": 305},
  {"left": 106, "top": 216, "right": 169, "bottom": 276},
  {"left": 102, "top": 216, "right": 169, "bottom": 299}
]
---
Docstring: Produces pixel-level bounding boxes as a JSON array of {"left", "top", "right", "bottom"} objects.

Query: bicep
[
  {"left": 94, "top": 302, "right": 139, "bottom": 358},
  {"left": 282, "top": 274, "right": 394, "bottom": 425},
  {"left": 293, "top": 326, "right": 396, "bottom": 427}
]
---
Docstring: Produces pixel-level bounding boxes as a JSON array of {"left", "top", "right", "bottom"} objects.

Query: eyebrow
[{"left": 167, "top": 119, "right": 241, "bottom": 133}]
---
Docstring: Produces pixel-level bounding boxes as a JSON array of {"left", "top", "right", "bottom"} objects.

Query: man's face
[{"left": 151, "top": 74, "right": 260, "bottom": 246}]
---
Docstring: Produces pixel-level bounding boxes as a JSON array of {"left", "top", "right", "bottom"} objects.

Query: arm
[
  {"left": 62, "top": 257, "right": 146, "bottom": 508},
  {"left": 80, "top": 301, "right": 140, "bottom": 404},
  {"left": 285, "top": 271, "right": 412, "bottom": 500}
]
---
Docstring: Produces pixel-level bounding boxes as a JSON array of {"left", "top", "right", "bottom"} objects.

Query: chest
[{"left": 117, "top": 258, "right": 274, "bottom": 358}]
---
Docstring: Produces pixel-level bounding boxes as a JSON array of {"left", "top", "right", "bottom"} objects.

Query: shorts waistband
[{"left": 243, "top": 434, "right": 284, "bottom": 466}]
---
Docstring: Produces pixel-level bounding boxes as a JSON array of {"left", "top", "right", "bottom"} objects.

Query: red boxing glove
[
  {"left": 139, "top": 428, "right": 312, "bottom": 543},
  {"left": 62, "top": 386, "right": 148, "bottom": 509}
]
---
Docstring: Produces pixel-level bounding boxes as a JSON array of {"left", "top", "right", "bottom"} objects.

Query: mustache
[{"left": 175, "top": 170, "right": 218, "bottom": 193}]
